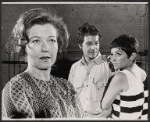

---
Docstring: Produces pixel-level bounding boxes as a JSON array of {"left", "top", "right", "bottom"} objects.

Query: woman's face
[
  {"left": 110, "top": 47, "right": 131, "bottom": 70},
  {"left": 25, "top": 23, "right": 58, "bottom": 70}
]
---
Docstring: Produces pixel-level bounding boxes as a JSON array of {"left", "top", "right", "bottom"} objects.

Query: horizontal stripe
[
  {"left": 120, "top": 112, "right": 142, "bottom": 119},
  {"left": 120, "top": 98, "right": 144, "bottom": 107},
  {"left": 113, "top": 110, "right": 143, "bottom": 119},
  {"left": 121, "top": 106, "right": 143, "bottom": 113},
  {"left": 112, "top": 109, "right": 119, "bottom": 117},
  {"left": 143, "top": 103, "right": 148, "bottom": 109},
  {"left": 111, "top": 114, "right": 119, "bottom": 119},
  {"left": 113, "top": 99, "right": 120, "bottom": 105},
  {"left": 121, "top": 92, "right": 144, "bottom": 101},
  {"left": 142, "top": 109, "right": 148, "bottom": 115},
  {"left": 140, "top": 115, "right": 148, "bottom": 120},
  {"left": 112, "top": 104, "right": 120, "bottom": 111},
  {"left": 144, "top": 90, "right": 148, "bottom": 97},
  {"left": 145, "top": 97, "right": 148, "bottom": 102}
]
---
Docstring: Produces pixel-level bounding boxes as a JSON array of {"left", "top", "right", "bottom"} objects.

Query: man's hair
[{"left": 77, "top": 22, "right": 101, "bottom": 45}]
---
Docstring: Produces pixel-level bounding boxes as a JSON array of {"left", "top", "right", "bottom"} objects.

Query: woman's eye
[
  {"left": 110, "top": 53, "right": 121, "bottom": 57},
  {"left": 116, "top": 53, "right": 121, "bottom": 56},
  {"left": 49, "top": 39, "right": 56, "bottom": 43},
  {"left": 32, "top": 39, "right": 40, "bottom": 43}
]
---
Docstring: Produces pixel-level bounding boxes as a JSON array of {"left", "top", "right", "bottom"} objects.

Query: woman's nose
[
  {"left": 42, "top": 41, "right": 49, "bottom": 51},
  {"left": 110, "top": 55, "right": 116, "bottom": 62}
]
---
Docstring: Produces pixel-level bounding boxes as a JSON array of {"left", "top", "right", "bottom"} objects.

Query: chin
[
  {"left": 40, "top": 68, "right": 49, "bottom": 70},
  {"left": 89, "top": 55, "right": 96, "bottom": 59},
  {"left": 38, "top": 65, "right": 52, "bottom": 70},
  {"left": 114, "top": 66, "right": 119, "bottom": 70}
]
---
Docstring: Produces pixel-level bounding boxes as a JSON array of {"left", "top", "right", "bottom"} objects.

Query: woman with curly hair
[{"left": 2, "top": 8, "right": 83, "bottom": 119}]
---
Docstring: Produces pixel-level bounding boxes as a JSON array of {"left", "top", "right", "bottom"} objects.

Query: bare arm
[{"left": 101, "top": 72, "right": 129, "bottom": 110}]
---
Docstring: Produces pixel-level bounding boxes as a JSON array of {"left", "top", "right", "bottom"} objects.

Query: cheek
[
  {"left": 96, "top": 45, "right": 99, "bottom": 50},
  {"left": 54, "top": 44, "right": 58, "bottom": 52},
  {"left": 119, "top": 58, "right": 128, "bottom": 65},
  {"left": 26, "top": 47, "right": 40, "bottom": 59},
  {"left": 49, "top": 44, "right": 58, "bottom": 56},
  {"left": 27, "top": 51, "right": 38, "bottom": 60}
]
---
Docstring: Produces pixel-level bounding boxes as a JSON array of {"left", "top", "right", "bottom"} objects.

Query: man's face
[{"left": 80, "top": 35, "right": 100, "bottom": 62}]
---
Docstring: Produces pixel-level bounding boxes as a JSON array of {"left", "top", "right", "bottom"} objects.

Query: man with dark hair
[{"left": 68, "top": 22, "right": 113, "bottom": 118}]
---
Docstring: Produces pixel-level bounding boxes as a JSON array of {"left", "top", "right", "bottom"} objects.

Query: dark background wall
[{"left": 1, "top": 3, "right": 149, "bottom": 87}]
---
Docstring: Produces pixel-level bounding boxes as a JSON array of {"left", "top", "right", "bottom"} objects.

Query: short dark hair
[
  {"left": 6, "top": 8, "right": 69, "bottom": 60},
  {"left": 110, "top": 34, "right": 139, "bottom": 58},
  {"left": 77, "top": 22, "right": 101, "bottom": 45}
]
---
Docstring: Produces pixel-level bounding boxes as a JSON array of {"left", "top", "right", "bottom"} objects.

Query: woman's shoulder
[
  {"left": 114, "top": 71, "right": 127, "bottom": 81},
  {"left": 2, "top": 73, "right": 26, "bottom": 103},
  {"left": 111, "top": 72, "right": 128, "bottom": 88},
  {"left": 11, "top": 72, "right": 26, "bottom": 83},
  {"left": 3, "top": 72, "right": 27, "bottom": 92}
]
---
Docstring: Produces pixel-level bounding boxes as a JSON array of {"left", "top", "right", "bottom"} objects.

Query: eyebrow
[
  {"left": 114, "top": 50, "right": 123, "bottom": 54},
  {"left": 29, "top": 36, "right": 56, "bottom": 40},
  {"left": 29, "top": 36, "right": 40, "bottom": 40}
]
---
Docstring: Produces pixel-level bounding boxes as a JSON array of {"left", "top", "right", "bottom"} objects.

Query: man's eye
[
  {"left": 95, "top": 42, "right": 99, "bottom": 45},
  {"left": 87, "top": 43, "right": 91, "bottom": 46}
]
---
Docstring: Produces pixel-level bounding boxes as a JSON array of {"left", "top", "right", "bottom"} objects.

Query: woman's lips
[
  {"left": 113, "top": 63, "right": 118, "bottom": 66},
  {"left": 39, "top": 56, "right": 50, "bottom": 62}
]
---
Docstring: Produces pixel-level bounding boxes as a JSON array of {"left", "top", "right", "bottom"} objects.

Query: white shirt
[{"left": 68, "top": 53, "right": 112, "bottom": 114}]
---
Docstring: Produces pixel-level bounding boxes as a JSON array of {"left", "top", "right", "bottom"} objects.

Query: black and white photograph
[{"left": 1, "top": 1, "right": 149, "bottom": 120}]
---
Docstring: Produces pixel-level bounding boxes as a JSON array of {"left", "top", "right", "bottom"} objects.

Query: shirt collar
[{"left": 81, "top": 52, "right": 105, "bottom": 65}]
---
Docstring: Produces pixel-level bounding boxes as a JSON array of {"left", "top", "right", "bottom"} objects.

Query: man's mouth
[{"left": 90, "top": 51, "right": 96, "bottom": 54}]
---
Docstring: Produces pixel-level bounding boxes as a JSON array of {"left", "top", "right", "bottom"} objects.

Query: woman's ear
[{"left": 129, "top": 52, "right": 137, "bottom": 61}]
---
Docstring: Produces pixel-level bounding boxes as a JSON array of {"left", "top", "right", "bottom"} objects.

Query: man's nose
[{"left": 90, "top": 44, "right": 95, "bottom": 49}]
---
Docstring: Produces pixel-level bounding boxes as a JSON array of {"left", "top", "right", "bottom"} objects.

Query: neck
[
  {"left": 121, "top": 62, "right": 134, "bottom": 71},
  {"left": 84, "top": 56, "right": 91, "bottom": 65},
  {"left": 83, "top": 53, "right": 99, "bottom": 65},
  {"left": 25, "top": 65, "right": 51, "bottom": 81}
]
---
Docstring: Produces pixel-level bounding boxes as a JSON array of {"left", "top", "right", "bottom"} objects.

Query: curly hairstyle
[
  {"left": 6, "top": 8, "right": 69, "bottom": 60},
  {"left": 77, "top": 22, "right": 101, "bottom": 45},
  {"left": 110, "top": 34, "right": 139, "bottom": 58}
]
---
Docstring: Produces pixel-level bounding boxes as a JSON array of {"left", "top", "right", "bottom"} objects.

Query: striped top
[
  {"left": 111, "top": 64, "right": 147, "bottom": 119},
  {"left": 2, "top": 72, "right": 84, "bottom": 119}
]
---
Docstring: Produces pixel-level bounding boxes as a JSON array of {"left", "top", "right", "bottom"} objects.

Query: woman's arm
[{"left": 101, "top": 72, "right": 128, "bottom": 110}]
